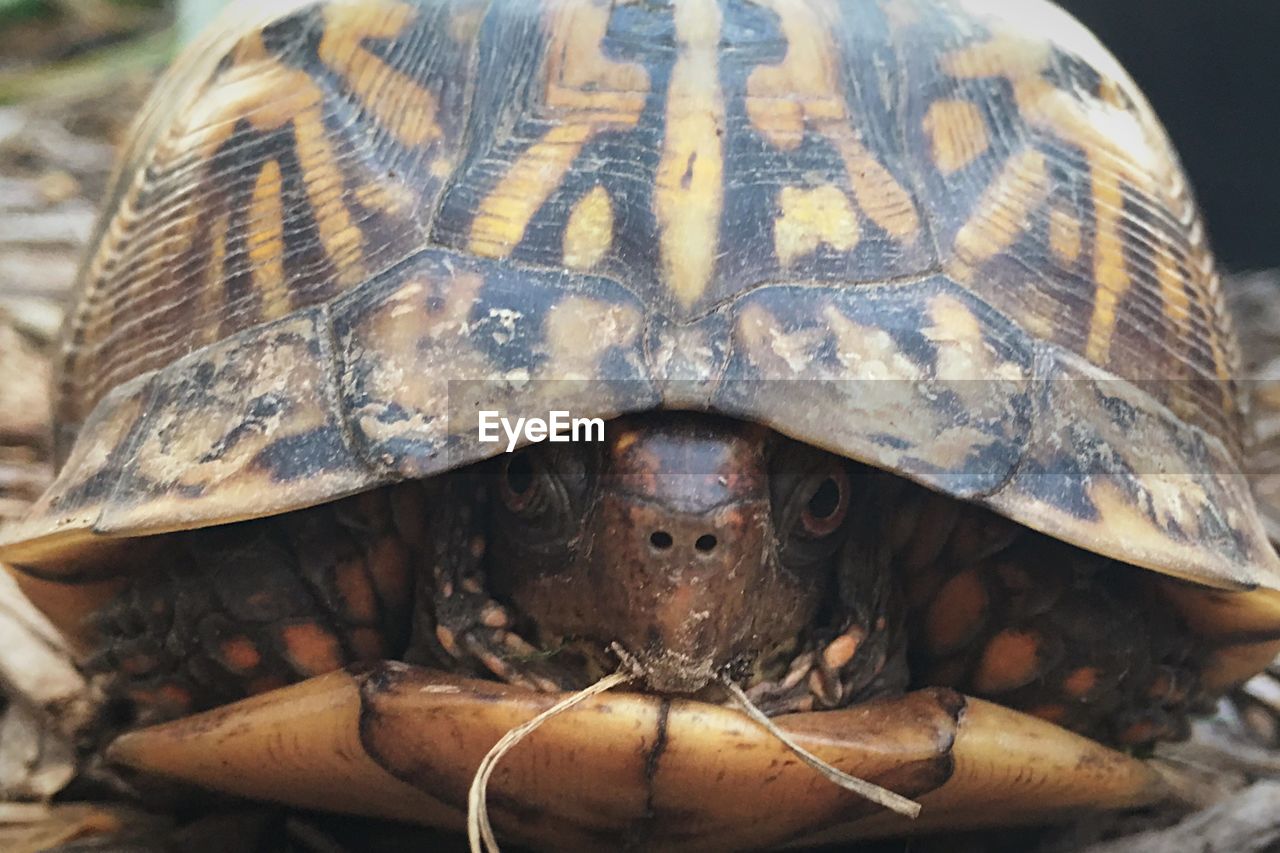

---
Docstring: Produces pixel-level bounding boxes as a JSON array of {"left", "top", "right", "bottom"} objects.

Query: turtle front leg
[
  {"left": 403, "top": 473, "right": 579, "bottom": 693},
  {"left": 743, "top": 509, "right": 909, "bottom": 716},
  {"left": 88, "top": 489, "right": 413, "bottom": 726}
]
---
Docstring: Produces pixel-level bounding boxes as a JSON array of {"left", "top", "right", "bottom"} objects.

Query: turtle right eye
[
  {"left": 500, "top": 454, "right": 539, "bottom": 512},
  {"left": 800, "top": 470, "right": 849, "bottom": 537}
]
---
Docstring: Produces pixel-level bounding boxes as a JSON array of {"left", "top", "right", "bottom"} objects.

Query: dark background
[{"left": 1059, "top": 0, "right": 1280, "bottom": 271}]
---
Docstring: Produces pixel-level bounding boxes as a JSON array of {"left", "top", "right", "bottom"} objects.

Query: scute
[
  {"left": 56, "top": 0, "right": 482, "bottom": 447},
  {"left": 5, "top": 0, "right": 1278, "bottom": 611}
]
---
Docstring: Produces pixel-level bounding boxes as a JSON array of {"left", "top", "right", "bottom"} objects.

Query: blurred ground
[{"left": 0, "top": 1, "right": 1279, "bottom": 851}]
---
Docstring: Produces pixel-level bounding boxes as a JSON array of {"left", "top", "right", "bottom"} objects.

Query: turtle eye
[
  {"left": 499, "top": 453, "right": 540, "bottom": 513},
  {"left": 799, "top": 468, "right": 850, "bottom": 537}
]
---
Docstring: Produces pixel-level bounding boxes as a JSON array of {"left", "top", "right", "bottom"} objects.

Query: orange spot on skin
[
  {"left": 126, "top": 689, "right": 169, "bottom": 717},
  {"left": 925, "top": 569, "right": 989, "bottom": 656},
  {"left": 480, "top": 604, "right": 510, "bottom": 629},
  {"left": 334, "top": 559, "right": 378, "bottom": 624},
  {"left": 1119, "top": 719, "right": 1161, "bottom": 746},
  {"left": 899, "top": 496, "right": 960, "bottom": 571},
  {"left": 245, "top": 590, "right": 278, "bottom": 612},
  {"left": 973, "top": 629, "right": 1043, "bottom": 694},
  {"left": 807, "top": 669, "right": 826, "bottom": 698},
  {"left": 366, "top": 536, "right": 411, "bottom": 613},
  {"left": 1062, "top": 666, "right": 1100, "bottom": 699},
  {"left": 945, "top": 510, "right": 1018, "bottom": 564},
  {"left": 219, "top": 637, "right": 262, "bottom": 674},
  {"left": 611, "top": 429, "right": 641, "bottom": 456},
  {"left": 1026, "top": 704, "right": 1068, "bottom": 725},
  {"left": 119, "top": 655, "right": 159, "bottom": 676},
  {"left": 994, "top": 561, "right": 1034, "bottom": 593},
  {"left": 159, "top": 684, "right": 192, "bottom": 711},
  {"left": 1148, "top": 669, "right": 1187, "bottom": 703},
  {"left": 280, "top": 623, "right": 344, "bottom": 676}
]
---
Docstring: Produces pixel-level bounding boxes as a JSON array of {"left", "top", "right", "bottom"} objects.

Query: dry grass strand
[
  {"left": 467, "top": 671, "right": 634, "bottom": 853},
  {"left": 722, "top": 676, "right": 923, "bottom": 819}
]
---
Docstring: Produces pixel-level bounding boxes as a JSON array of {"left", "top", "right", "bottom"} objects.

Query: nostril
[
  {"left": 694, "top": 534, "right": 717, "bottom": 553},
  {"left": 650, "top": 531, "right": 674, "bottom": 550}
]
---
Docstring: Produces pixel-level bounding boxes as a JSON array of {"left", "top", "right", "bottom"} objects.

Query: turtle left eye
[{"left": 799, "top": 469, "right": 850, "bottom": 537}]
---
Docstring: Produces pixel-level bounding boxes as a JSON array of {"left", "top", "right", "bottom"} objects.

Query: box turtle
[{"left": 5, "top": 0, "right": 1280, "bottom": 848}]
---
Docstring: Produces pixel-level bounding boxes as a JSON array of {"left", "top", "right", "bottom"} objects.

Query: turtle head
[{"left": 486, "top": 414, "right": 855, "bottom": 695}]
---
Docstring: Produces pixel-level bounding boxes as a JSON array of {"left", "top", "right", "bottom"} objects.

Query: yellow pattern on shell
[
  {"left": 746, "top": 0, "right": 920, "bottom": 240},
  {"left": 774, "top": 185, "right": 861, "bottom": 266},
  {"left": 1048, "top": 202, "right": 1083, "bottom": 264},
  {"left": 318, "top": 2, "right": 443, "bottom": 147},
  {"left": 248, "top": 160, "right": 290, "bottom": 320},
  {"left": 467, "top": 0, "right": 648, "bottom": 259},
  {"left": 654, "top": 0, "right": 725, "bottom": 308},
  {"left": 294, "top": 104, "right": 366, "bottom": 286},
  {"left": 952, "top": 148, "right": 1050, "bottom": 266},
  {"left": 923, "top": 99, "right": 990, "bottom": 175},
  {"left": 563, "top": 185, "right": 615, "bottom": 271}
]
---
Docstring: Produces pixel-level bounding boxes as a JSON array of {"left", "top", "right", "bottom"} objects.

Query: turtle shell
[{"left": 3, "top": 0, "right": 1278, "bottom": 622}]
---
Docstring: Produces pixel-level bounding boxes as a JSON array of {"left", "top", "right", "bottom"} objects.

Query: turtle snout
[{"left": 602, "top": 498, "right": 766, "bottom": 693}]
